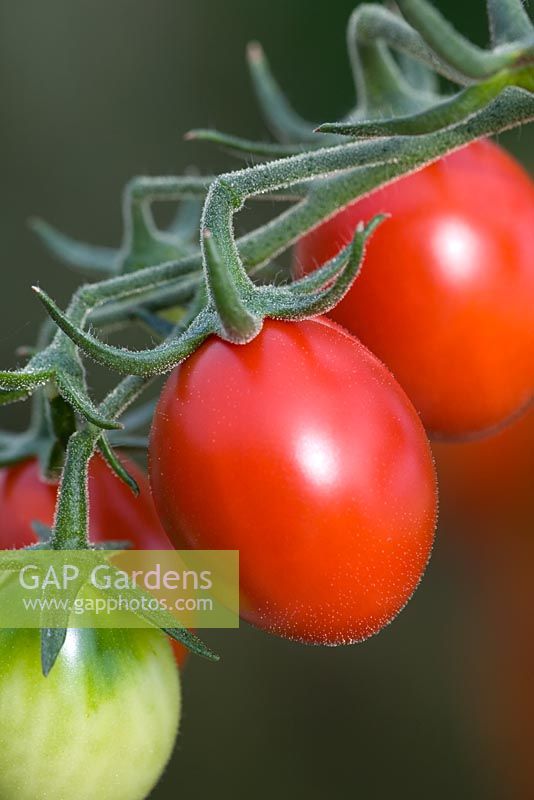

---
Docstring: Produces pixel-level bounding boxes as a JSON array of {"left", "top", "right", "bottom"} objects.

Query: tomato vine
[{"left": 0, "top": 0, "right": 533, "bottom": 672}]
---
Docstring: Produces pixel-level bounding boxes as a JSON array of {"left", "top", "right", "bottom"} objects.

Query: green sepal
[
  {"left": 186, "top": 128, "right": 306, "bottom": 158},
  {"left": 98, "top": 435, "right": 140, "bottom": 496},
  {"left": 41, "top": 628, "right": 68, "bottom": 677},
  {"left": 0, "top": 391, "right": 59, "bottom": 478},
  {"left": 397, "top": 0, "right": 524, "bottom": 80},
  {"left": 202, "top": 229, "right": 262, "bottom": 343},
  {"left": 163, "top": 628, "right": 220, "bottom": 662},
  {"left": 258, "top": 216, "right": 386, "bottom": 319},
  {"left": 31, "top": 521, "right": 53, "bottom": 543},
  {"left": 246, "top": 41, "right": 318, "bottom": 143},
  {"left": 317, "top": 67, "right": 533, "bottom": 138},
  {"left": 0, "top": 341, "right": 121, "bottom": 431}
]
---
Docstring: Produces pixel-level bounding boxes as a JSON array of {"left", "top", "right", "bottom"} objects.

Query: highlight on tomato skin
[
  {"left": 294, "top": 140, "right": 534, "bottom": 441},
  {"left": 0, "top": 454, "right": 190, "bottom": 669},
  {"left": 149, "top": 317, "right": 438, "bottom": 646}
]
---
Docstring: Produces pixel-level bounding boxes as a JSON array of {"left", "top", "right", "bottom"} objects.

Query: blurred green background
[{"left": 1, "top": 1, "right": 532, "bottom": 798}]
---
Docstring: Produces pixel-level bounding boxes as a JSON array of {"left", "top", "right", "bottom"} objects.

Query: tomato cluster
[
  {"left": 2, "top": 141, "right": 531, "bottom": 654},
  {"left": 149, "top": 140, "right": 532, "bottom": 644},
  {"left": 0, "top": 137, "right": 531, "bottom": 800}
]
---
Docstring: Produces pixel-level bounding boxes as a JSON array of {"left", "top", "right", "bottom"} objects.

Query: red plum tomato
[
  {"left": 294, "top": 141, "right": 534, "bottom": 439},
  {"left": 149, "top": 318, "right": 437, "bottom": 645}
]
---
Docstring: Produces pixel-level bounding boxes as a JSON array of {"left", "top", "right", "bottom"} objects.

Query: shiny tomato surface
[
  {"left": 150, "top": 318, "right": 437, "bottom": 645},
  {"left": 294, "top": 141, "right": 534, "bottom": 439}
]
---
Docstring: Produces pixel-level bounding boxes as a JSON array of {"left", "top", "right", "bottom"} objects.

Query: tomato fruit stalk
[
  {"left": 0, "top": 628, "right": 180, "bottom": 800},
  {"left": 294, "top": 141, "right": 534, "bottom": 439},
  {"left": 0, "top": 455, "right": 190, "bottom": 668},
  {"left": 150, "top": 318, "right": 437, "bottom": 645}
]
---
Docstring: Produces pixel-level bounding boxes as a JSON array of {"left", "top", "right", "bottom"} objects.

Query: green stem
[
  {"left": 30, "top": 81, "right": 534, "bottom": 379},
  {"left": 347, "top": 8, "right": 437, "bottom": 117},
  {"left": 127, "top": 174, "right": 212, "bottom": 203},
  {"left": 52, "top": 374, "right": 148, "bottom": 550},
  {"left": 200, "top": 87, "right": 533, "bottom": 310},
  {"left": 347, "top": 4, "right": 473, "bottom": 84},
  {"left": 318, "top": 67, "right": 533, "bottom": 137},
  {"left": 51, "top": 430, "right": 95, "bottom": 550},
  {"left": 397, "top": 0, "right": 522, "bottom": 79}
]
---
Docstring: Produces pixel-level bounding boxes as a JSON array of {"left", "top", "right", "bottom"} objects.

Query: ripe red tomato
[
  {"left": 294, "top": 141, "right": 534, "bottom": 439},
  {"left": 149, "top": 318, "right": 437, "bottom": 645},
  {"left": 0, "top": 454, "right": 189, "bottom": 668}
]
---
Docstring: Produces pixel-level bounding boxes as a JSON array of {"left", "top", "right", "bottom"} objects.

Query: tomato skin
[
  {"left": 0, "top": 454, "right": 173, "bottom": 550},
  {"left": 294, "top": 141, "right": 534, "bottom": 439},
  {"left": 0, "top": 628, "right": 180, "bottom": 800},
  {"left": 0, "top": 455, "right": 189, "bottom": 668},
  {"left": 149, "top": 318, "right": 437, "bottom": 645}
]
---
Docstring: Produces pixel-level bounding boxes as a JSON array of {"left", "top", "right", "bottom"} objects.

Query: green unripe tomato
[{"left": 0, "top": 628, "right": 180, "bottom": 800}]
